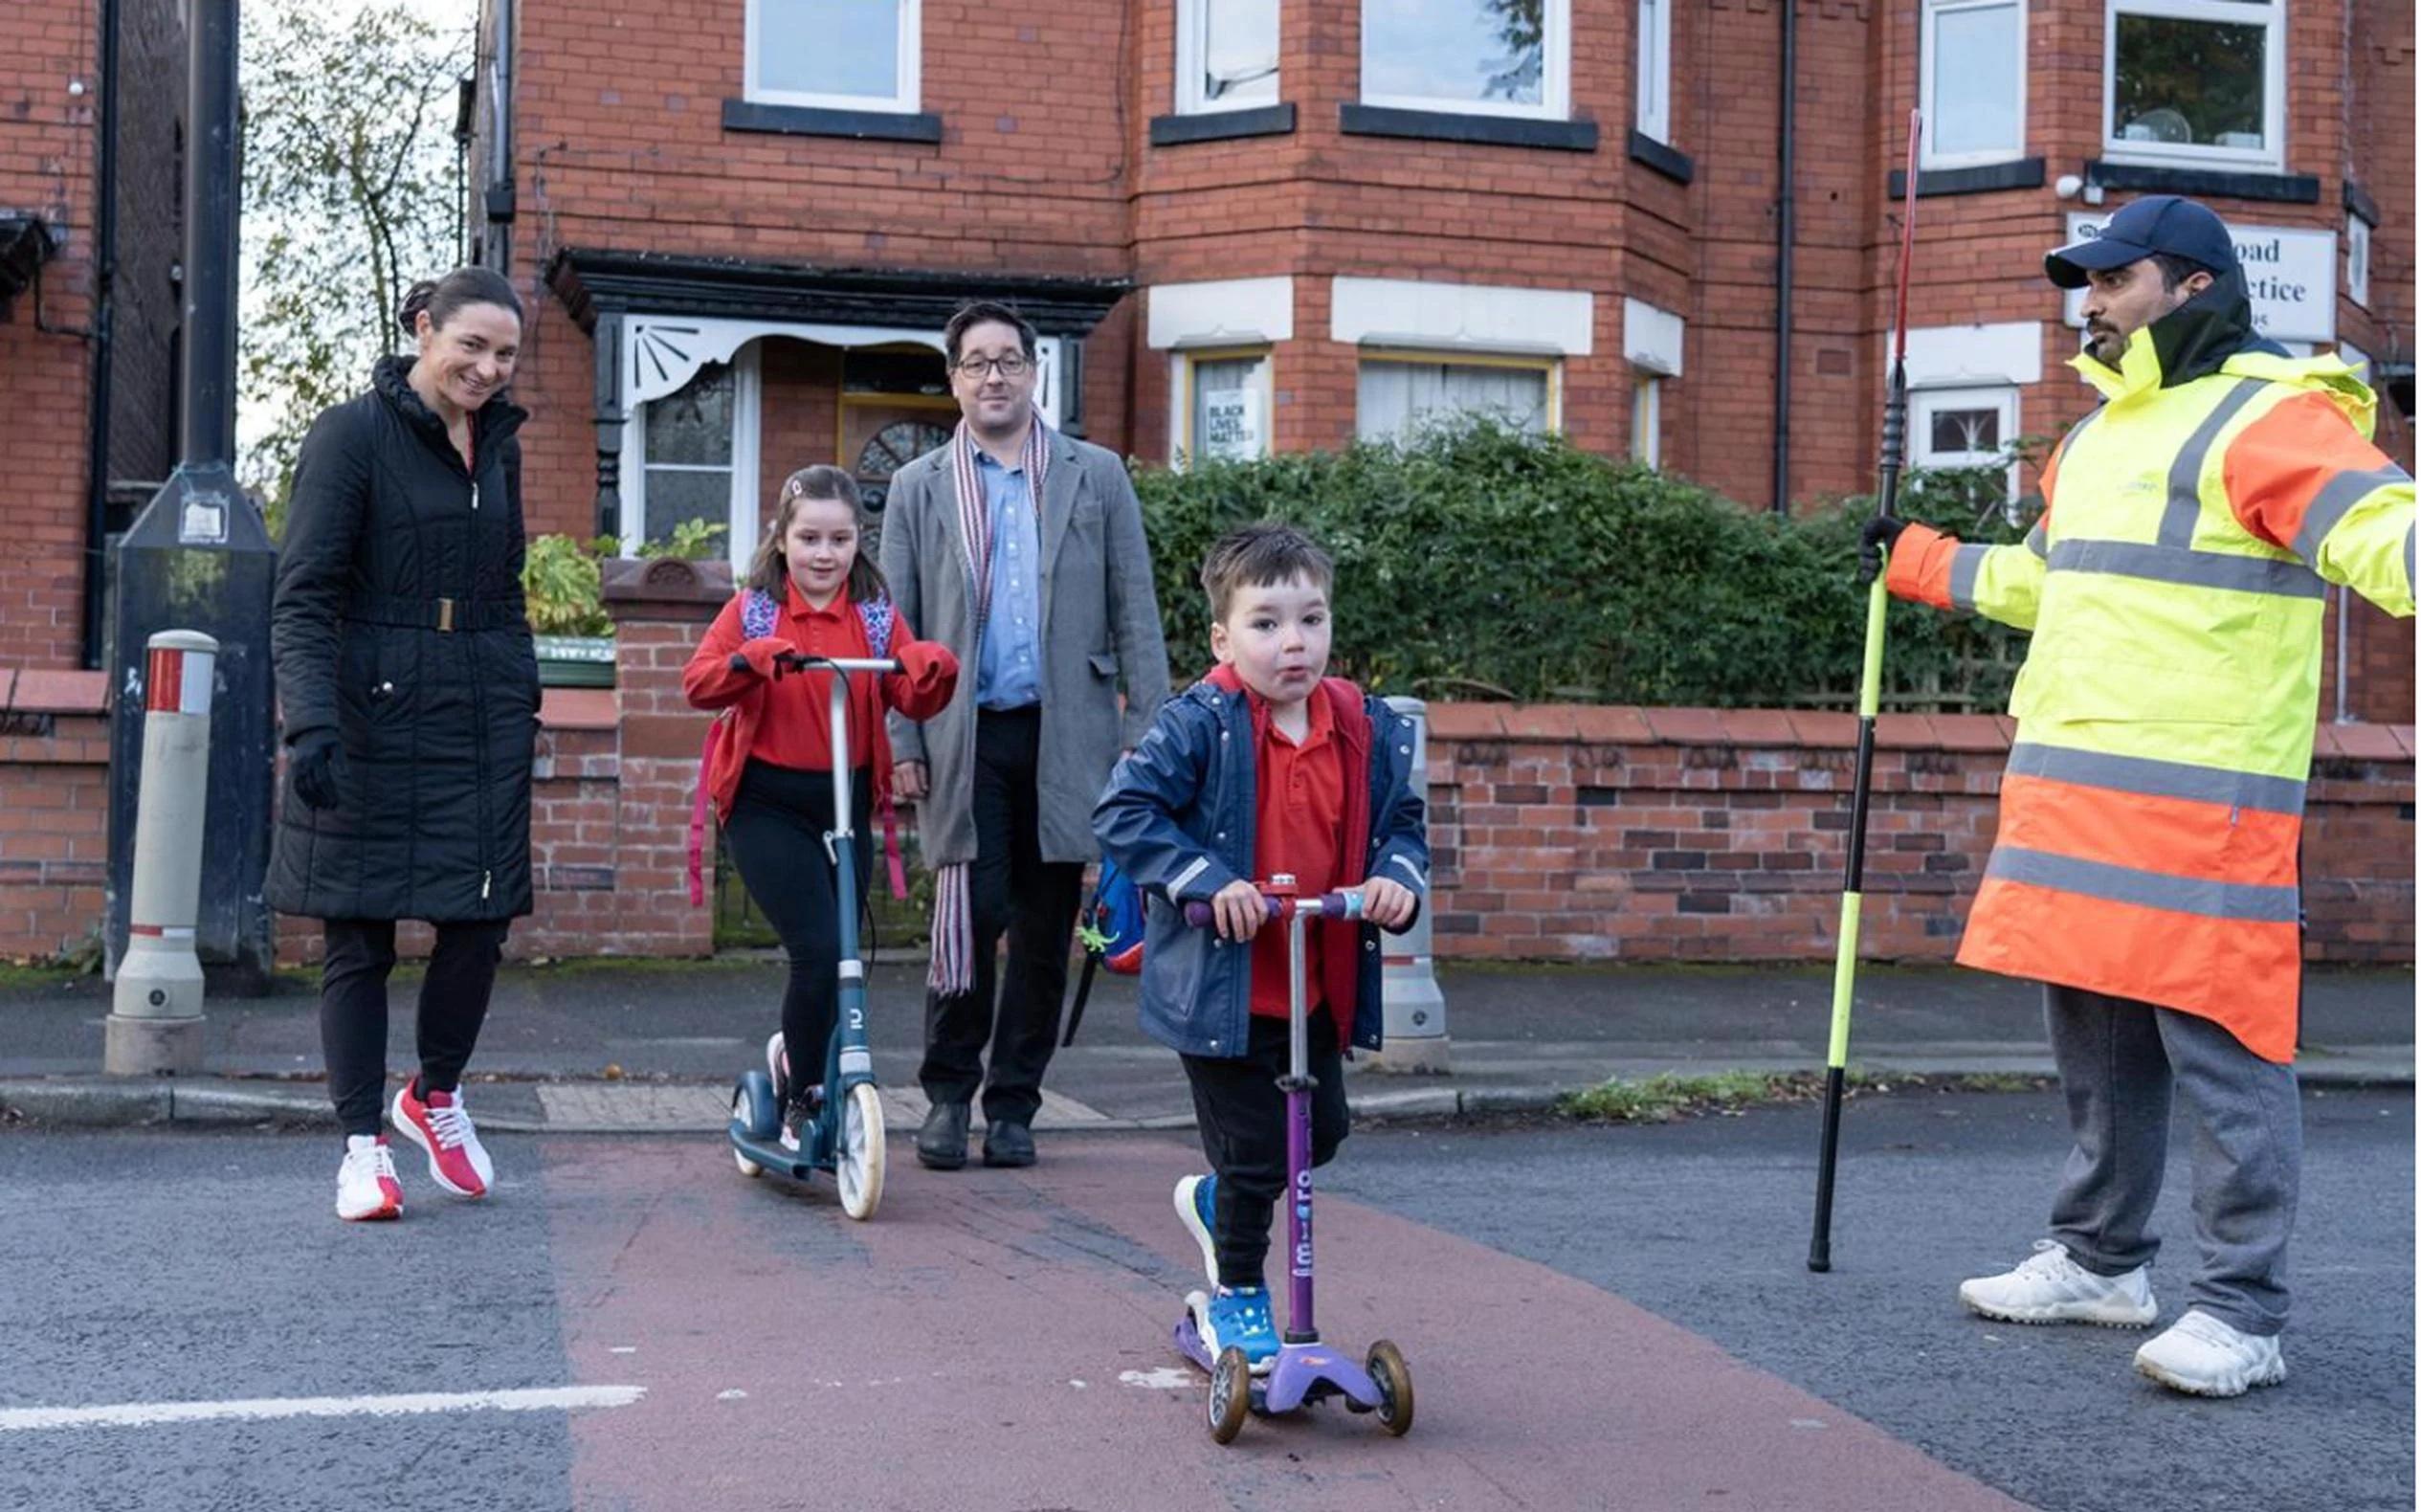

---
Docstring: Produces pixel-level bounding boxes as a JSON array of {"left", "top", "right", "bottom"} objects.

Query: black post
[{"left": 105, "top": 0, "right": 276, "bottom": 994}]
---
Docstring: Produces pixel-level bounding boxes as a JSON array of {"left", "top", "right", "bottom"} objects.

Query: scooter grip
[{"left": 1180, "top": 892, "right": 1363, "bottom": 927}]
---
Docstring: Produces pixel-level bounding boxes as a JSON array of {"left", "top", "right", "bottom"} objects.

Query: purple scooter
[{"left": 1176, "top": 876, "right": 1413, "bottom": 1444}]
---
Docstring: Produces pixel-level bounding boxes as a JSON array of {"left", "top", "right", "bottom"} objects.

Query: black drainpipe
[
  {"left": 81, "top": 0, "right": 122, "bottom": 665},
  {"left": 1770, "top": 0, "right": 1796, "bottom": 516}
]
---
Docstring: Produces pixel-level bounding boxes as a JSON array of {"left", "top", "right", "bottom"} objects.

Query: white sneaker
[
  {"left": 336, "top": 1135, "right": 403, "bottom": 1221},
  {"left": 1957, "top": 1239, "right": 2158, "bottom": 1326},
  {"left": 2134, "top": 1309, "right": 2286, "bottom": 1397},
  {"left": 766, "top": 1032, "right": 788, "bottom": 1103}
]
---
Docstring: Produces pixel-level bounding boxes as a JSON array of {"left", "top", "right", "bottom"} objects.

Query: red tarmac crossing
[{"left": 538, "top": 1136, "right": 2028, "bottom": 1512}]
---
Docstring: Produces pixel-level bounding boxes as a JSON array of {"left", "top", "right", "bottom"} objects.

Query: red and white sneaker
[
  {"left": 766, "top": 1032, "right": 789, "bottom": 1103},
  {"left": 392, "top": 1079, "right": 494, "bottom": 1198},
  {"left": 336, "top": 1134, "right": 403, "bottom": 1221}
]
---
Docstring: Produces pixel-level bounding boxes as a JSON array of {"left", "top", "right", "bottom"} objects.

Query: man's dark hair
[
  {"left": 944, "top": 300, "right": 1038, "bottom": 365},
  {"left": 2149, "top": 252, "right": 2218, "bottom": 293},
  {"left": 1200, "top": 522, "right": 1335, "bottom": 622}
]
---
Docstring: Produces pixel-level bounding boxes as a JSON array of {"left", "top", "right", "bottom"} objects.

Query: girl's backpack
[{"left": 686, "top": 589, "right": 907, "bottom": 906}]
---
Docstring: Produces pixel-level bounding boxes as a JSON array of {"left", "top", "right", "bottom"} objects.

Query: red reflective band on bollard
[{"left": 144, "top": 645, "right": 215, "bottom": 717}]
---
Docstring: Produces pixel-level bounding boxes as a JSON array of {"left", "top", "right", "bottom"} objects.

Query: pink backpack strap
[
  {"left": 687, "top": 717, "right": 726, "bottom": 907},
  {"left": 857, "top": 596, "right": 910, "bottom": 900}
]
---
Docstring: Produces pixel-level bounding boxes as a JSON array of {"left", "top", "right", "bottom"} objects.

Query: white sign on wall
[
  {"left": 2062, "top": 213, "right": 2337, "bottom": 345},
  {"left": 1199, "top": 388, "right": 1263, "bottom": 460}
]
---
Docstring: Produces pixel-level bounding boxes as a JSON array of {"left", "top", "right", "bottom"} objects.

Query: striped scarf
[{"left": 929, "top": 412, "right": 1052, "bottom": 996}]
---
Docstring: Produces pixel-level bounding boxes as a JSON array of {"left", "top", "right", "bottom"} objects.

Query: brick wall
[
  {"left": 0, "top": 3, "right": 99, "bottom": 671},
  {"left": 1420, "top": 703, "right": 2413, "bottom": 965}
]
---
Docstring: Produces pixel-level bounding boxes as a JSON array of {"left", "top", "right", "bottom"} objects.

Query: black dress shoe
[
  {"left": 982, "top": 1119, "right": 1035, "bottom": 1168},
  {"left": 916, "top": 1101, "right": 969, "bottom": 1170}
]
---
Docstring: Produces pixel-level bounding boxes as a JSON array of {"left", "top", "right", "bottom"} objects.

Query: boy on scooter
[{"left": 1094, "top": 523, "right": 1429, "bottom": 1371}]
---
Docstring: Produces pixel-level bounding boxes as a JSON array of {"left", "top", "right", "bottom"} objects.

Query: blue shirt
[{"left": 975, "top": 451, "right": 1042, "bottom": 710}]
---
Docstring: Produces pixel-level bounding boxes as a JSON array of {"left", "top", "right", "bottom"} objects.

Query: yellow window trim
[{"left": 1174, "top": 345, "right": 1276, "bottom": 464}]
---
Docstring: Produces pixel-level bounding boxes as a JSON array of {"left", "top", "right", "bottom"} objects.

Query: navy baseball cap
[{"left": 2044, "top": 195, "right": 2238, "bottom": 288}]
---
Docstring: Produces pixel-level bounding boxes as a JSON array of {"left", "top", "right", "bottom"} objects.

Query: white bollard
[
  {"left": 1367, "top": 696, "right": 1450, "bottom": 1075},
  {"left": 104, "top": 630, "right": 218, "bottom": 1076}
]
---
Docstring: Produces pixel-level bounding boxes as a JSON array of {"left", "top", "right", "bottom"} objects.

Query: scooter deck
[{"left": 1171, "top": 1301, "right": 1383, "bottom": 1415}]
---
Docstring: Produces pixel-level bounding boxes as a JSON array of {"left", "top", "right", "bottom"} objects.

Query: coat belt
[{"left": 344, "top": 594, "right": 525, "bottom": 633}]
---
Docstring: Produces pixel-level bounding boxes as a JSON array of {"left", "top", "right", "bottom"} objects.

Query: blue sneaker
[
  {"left": 1203, "top": 1285, "right": 1279, "bottom": 1374},
  {"left": 1174, "top": 1174, "right": 1218, "bottom": 1286}
]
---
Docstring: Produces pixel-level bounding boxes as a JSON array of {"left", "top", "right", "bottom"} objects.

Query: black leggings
[
  {"left": 321, "top": 917, "right": 511, "bottom": 1137},
  {"left": 1180, "top": 1007, "right": 1350, "bottom": 1289},
  {"left": 722, "top": 759, "right": 872, "bottom": 1098}
]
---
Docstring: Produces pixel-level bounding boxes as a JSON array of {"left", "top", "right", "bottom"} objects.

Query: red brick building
[{"left": 466, "top": 0, "right": 2414, "bottom": 715}]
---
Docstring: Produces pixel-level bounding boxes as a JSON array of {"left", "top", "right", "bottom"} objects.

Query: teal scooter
[{"left": 725, "top": 651, "right": 895, "bottom": 1220}]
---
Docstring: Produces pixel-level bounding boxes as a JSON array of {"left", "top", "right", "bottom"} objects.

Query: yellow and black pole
[{"left": 1809, "top": 109, "right": 1922, "bottom": 1275}]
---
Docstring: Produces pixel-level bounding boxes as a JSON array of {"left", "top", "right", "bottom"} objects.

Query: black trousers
[
  {"left": 722, "top": 759, "right": 872, "bottom": 1099},
  {"left": 321, "top": 917, "right": 511, "bottom": 1137},
  {"left": 1180, "top": 1007, "right": 1349, "bottom": 1289},
  {"left": 918, "top": 707, "right": 1085, "bottom": 1126}
]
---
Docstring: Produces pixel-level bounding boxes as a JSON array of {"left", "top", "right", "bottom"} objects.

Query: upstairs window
[
  {"left": 1922, "top": 0, "right": 2025, "bottom": 167},
  {"left": 1178, "top": 0, "right": 1279, "bottom": 115},
  {"left": 1362, "top": 0, "right": 1569, "bottom": 121},
  {"left": 2105, "top": 0, "right": 2283, "bottom": 171},
  {"left": 747, "top": 0, "right": 922, "bottom": 113},
  {"left": 1634, "top": 0, "right": 1670, "bottom": 143}
]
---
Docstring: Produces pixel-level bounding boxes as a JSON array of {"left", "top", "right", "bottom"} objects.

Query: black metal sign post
[{"left": 105, "top": 0, "right": 276, "bottom": 992}]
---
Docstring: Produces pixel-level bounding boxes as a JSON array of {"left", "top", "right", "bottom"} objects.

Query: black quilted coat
[{"left": 266, "top": 356, "right": 540, "bottom": 923}]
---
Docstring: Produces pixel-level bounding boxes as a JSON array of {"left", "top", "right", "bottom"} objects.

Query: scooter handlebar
[
  {"left": 1181, "top": 890, "right": 1365, "bottom": 928},
  {"left": 728, "top": 651, "right": 903, "bottom": 678}
]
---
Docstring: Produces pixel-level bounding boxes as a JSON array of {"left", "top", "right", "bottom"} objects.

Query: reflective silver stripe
[
  {"left": 2046, "top": 540, "right": 2324, "bottom": 599},
  {"left": 2160, "top": 379, "right": 2266, "bottom": 548},
  {"left": 2407, "top": 522, "right": 2416, "bottom": 594},
  {"left": 1388, "top": 854, "right": 1427, "bottom": 890},
  {"left": 2024, "top": 521, "right": 2048, "bottom": 560},
  {"left": 1987, "top": 846, "right": 2300, "bottom": 923},
  {"left": 1948, "top": 543, "right": 1990, "bottom": 611},
  {"left": 1169, "top": 856, "right": 1210, "bottom": 897},
  {"left": 2290, "top": 465, "right": 2409, "bottom": 565},
  {"left": 2005, "top": 742, "right": 2305, "bottom": 815}
]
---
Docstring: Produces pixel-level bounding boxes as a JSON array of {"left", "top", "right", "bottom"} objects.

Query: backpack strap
[
  {"left": 742, "top": 588, "right": 780, "bottom": 640},
  {"left": 856, "top": 595, "right": 908, "bottom": 899}
]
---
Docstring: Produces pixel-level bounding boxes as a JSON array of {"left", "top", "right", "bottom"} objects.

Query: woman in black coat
[{"left": 268, "top": 267, "right": 538, "bottom": 1222}]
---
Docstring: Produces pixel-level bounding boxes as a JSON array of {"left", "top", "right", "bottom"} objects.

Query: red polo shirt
[
  {"left": 1247, "top": 686, "right": 1345, "bottom": 1021},
  {"left": 744, "top": 582, "right": 885, "bottom": 772}
]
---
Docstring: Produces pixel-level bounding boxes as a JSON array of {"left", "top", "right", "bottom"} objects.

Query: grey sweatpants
[{"left": 2041, "top": 983, "right": 2302, "bottom": 1336}]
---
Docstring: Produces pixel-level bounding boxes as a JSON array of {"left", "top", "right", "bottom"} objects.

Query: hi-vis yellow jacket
[{"left": 1887, "top": 278, "right": 2414, "bottom": 1062}]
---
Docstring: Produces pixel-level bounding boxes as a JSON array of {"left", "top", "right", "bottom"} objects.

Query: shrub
[{"left": 1130, "top": 419, "right": 2032, "bottom": 712}]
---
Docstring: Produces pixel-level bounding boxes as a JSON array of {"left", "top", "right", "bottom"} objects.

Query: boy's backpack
[
  {"left": 1058, "top": 857, "right": 1144, "bottom": 1046},
  {"left": 685, "top": 589, "right": 905, "bottom": 906}
]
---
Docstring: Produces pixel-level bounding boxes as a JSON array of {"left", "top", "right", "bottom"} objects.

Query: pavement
[{"left": 2, "top": 955, "right": 2409, "bottom": 1134}]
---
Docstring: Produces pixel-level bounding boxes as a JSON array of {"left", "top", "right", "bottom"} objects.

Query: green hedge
[{"left": 1130, "top": 420, "right": 2033, "bottom": 713}]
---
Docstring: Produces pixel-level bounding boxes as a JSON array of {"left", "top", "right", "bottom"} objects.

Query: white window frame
[
  {"left": 744, "top": 0, "right": 922, "bottom": 114},
  {"left": 2346, "top": 213, "right": 2371, "bottom": 310},
  {"left": 2103, "top": 0, "right": 2284, "bottom": 172},
  {"left": 1171, "top": 346, "right": 1276, "bottom": 466},
  {"left": 1176, "top": 0, "right": 1280, "bottom": 116},
  {"left": 1360, "top": 0, "right": 1570, "bottom": 122},
  {"left": 1631, "top": 374, "right": 1661, "bottom": 468},
  {"left": 1634, "top": 0, "right": 1670, "bottom": 144},
  {"left": 1921, "top": 0, "right": 2025, "bottom": 169},
  {"left": 620, "top": 344, "right": 763, "bottom": 571},
  {"left": 1910, "top": 384, "right": 2019, "bottom": 498}
]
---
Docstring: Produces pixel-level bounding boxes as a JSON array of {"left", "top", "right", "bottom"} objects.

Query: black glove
[
  {"left": 288, "top": 727, "right": 347, "bottom": 811},
  {"left": 1857, "top": 515, "right": 1911, "bottom": 585}
]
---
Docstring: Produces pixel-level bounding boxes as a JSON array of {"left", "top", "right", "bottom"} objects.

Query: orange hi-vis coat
[{"left": 1887, "top": 308, "right": 2414, "bottom": 1063}]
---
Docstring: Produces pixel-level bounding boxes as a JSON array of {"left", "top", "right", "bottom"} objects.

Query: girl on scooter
[{"left": 685, "top": 465, "right": 958, "bottom": 1148}]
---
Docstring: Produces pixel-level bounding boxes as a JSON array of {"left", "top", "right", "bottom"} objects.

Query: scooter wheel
[
  {"left": 1208, "top": 1347, "right": 1252, "bottom": 1444},
  {"left": 835, "top": 1082, "right": 886, "bottom": 1221},
  {"left": 731, "top": 1086, "right": 765, "bottom": 1179},
  {"left": 1366, "top": 1340, "right": 1413, "bottom": 1436}
]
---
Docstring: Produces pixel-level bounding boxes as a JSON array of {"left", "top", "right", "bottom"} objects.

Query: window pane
[
  {"left": 1366, "top": 0, "right": 1544, "bottom": 107},
  {"left": 2113, "top": 14, "right": 2266, "bottom": 150},
  {"left": 643, "top": 469, "right": 732, "bottom": 545},
  {"left": 1927, "top": 407, "right": 2000, "bottom": 455},
  {"left": 644, "top": 363, "right": 735, "bottom": 467},
  {"left": 757, "top": 0, "right": 902, "bottom": 100},
  {"left": 1190, "top": 357, "right": 1267, "bottom": 460},
  {"left": 1358, "top": 361, "right": 1548, "bottom": 440},
  {"left": 1201, "top": 0, "right": 1279, "bottom": 104},
  {"left": 1929, "top": 3, "right": 2020, "bottom": 158}
]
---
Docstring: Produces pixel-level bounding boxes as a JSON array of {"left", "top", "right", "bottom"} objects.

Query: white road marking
[
  {"left": 0, "top": 1385, "right": 645, "bottom": 1434},
  {"left": 1117, "top": 1367, "right": 1195, "bottom": 1391}
]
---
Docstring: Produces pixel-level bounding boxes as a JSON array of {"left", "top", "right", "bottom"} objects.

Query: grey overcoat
[{"left": 879, "top": 427, "right": 1171, "bottom": 869}]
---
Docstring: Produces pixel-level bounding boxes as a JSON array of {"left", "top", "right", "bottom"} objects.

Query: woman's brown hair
[{"left": 745, "top": 464, "right": 889, "bottom": 605}]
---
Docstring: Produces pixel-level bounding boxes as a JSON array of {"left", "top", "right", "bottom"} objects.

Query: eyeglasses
[{"left": 952, "top": 353, "right": 1033, "bottom": 380}]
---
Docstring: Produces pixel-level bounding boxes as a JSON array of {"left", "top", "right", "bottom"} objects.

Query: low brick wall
[
  {"left": 4, "top": 637, "right": 2411, "bottom": 968},
  {"left": 1421, "top": 704, "right": 2416, "bottom": 965}
]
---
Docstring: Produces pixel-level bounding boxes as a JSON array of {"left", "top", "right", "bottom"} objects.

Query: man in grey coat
[{"left": 882, "top": 300, "right": 1170, "bottom": 1170}]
